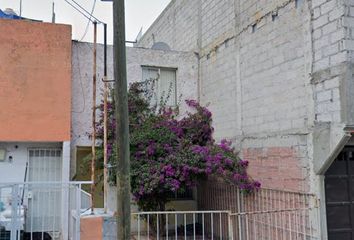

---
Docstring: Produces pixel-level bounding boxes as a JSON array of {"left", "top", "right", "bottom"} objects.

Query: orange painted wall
[
  {"left": 0, "top": 19, "right": 72, "bottom": 141},
  {"left": 80, "top": 216, "right": 103, "bottom": 240}
]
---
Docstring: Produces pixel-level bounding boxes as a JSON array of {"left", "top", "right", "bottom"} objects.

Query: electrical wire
[
  {"left": 79, "top": 0, "right": 97, "bottom": 41},
  {"left": 63, "top": 0, "right": 93, "bottom": 22},
  {"left": 70, "top": 0, "right": 102, "bottom": 23}
]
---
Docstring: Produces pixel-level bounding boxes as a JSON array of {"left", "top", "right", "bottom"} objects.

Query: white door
[{"left": 26, "top": 149, "right": 62, "bottom": 233}]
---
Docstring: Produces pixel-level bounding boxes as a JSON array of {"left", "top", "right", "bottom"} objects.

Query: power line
[
  {"left": 63, "top": 0, "right": 93, "bottom": 22},
  {"left": 70, "top": 0, "right": 102, "bottom": 23},
  {"left": 80, "top": 0, "right": 97, "bottom": 41}
]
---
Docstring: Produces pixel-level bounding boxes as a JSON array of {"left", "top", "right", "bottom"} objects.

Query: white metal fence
[
  {"left": 197, "top": 179, "right": 320, "bottom": 240},
  {"left": 131, "top": 207, "right": 320, "bottom": 240},
  {"left": 1, "top": 180, "right": 321, "bottom": 240},
  {"left": 131, "top": 211, "right": 233, "bottom": 240},
  {"left": 0, "top": 182, "right": 91, "bottom": 240}
]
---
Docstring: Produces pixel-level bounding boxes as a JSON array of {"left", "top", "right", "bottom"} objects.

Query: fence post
[
  {"left": 228, "top": 211, "right": 234, "bottom": 240},
  {"left": 75, "top": 184, "right": 81, "bottom": 240},
  {"left": 237, "top": 189, "right": 242, "bottom": 240},
  {"left": 10, "top": 184, "right": 19, "bottom": 240}
]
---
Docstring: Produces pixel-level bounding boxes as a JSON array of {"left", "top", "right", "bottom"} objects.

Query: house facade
[
  {"left": 2, "top": 0, "right": 354, "bottom": 238},
  {"left": 0, "top": 18, "right": 72, "bottom": 239},
  {"left": 0, "top": 19, "right": 72, "bottom": 184},
  {"left": 134, "top": 0, "right": 354, "bottom": 239},
  {"left": 0, "top": 16, "right": 199, "bottom": 239}
]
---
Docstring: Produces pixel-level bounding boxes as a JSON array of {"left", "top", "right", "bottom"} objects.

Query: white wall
[
  {"left": 0, "top": 142, "right": 62, "bottom": 183},
  {"left": 71, "top": 43, "right": 198, "bottom": 177}
]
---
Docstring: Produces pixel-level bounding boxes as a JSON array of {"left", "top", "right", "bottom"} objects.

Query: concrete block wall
[
  {"left": 239, "top": 1, "right": 312, "bottom": 136},
  {"left": 311, "top": 0, "right": 346, "bottom": 124},
  {"left": 199, "top": 38, "right": 239, "bottom": 141},
  {"left": 135, "top": 0, "right": 354, "bottom": 192},
  {"left": 207, "top": 0, "right": 313, "bottom": 191},
  {"left": 200, "top": 0, "right": 236, "bottom": 49},
  {"left": 137, "top": 0, "right": 200, "bottom": 51},
  {"left": 137, "top": 0, "right": 317, "bottom": 192}
]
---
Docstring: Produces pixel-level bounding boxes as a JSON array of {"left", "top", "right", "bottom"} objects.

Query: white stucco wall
[{"left": 71, "top": 42, "right": 198, "bottom": 177}]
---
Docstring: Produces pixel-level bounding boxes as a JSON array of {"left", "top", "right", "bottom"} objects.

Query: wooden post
[
  {"left": 90, "top": 21, "right": 98, "bottom": 214},
  {"left": 113, "top": 0, "right": 131, "bottom": 238},
  {"left": 103, "top": 23, "right": 108, "bottom": 214}
]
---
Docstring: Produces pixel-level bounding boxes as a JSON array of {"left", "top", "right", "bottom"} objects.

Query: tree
[{"left": 93, "top": 81, "right": 260, "bottom": 211}]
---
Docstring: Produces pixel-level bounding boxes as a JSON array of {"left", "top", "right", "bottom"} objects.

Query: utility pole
[
  {"left": 103, "top": 23, "right": 108, "bottom": 214},
  {"left": 52, "top": 2, "right": 56, "bottom": 23},
  {"left": 19, "top": 0, "right": 22, "bottom": 17},
  {"left": 113, "top": 0, "right": 131, "bottom": 239},
  {"left": 91, "top": 21, "right": 98, "bottom": 215}
]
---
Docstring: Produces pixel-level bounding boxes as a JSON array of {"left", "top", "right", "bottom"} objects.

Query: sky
[{"left": 0, "top": 0, "right": 171, "bottom": 44}]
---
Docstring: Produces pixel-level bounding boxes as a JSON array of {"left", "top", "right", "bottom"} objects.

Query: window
[{"left": 142, "top": 66, "right": 177, "bottom": 106}]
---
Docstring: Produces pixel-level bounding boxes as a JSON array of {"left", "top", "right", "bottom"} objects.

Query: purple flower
[
  {"left": 203, "top": 109, "right": 212, "bottom": 118},
  {"left": 219, "top": 139, "right": 232, "bottom": 151},
  {"left": 224, "top": 158, "right": 233, "bottom": 166},
  {"left": 213, "top": 153, "right": 223, "bottom": 164},
  {"left": 139, "top": 186, "right": 144, "bottom": 196},
  {"left": 217, "top": 167, "right": 225, "bottom": 175},
  {"left": 163, "top": 144, "right": 173, "bottom": 153},
  {"left": 233, "top": 173, "right": 241, "bottom": 181},
  {"left": 253, "top": 181, "right": 261, "bottom": 189},
  {"left": 185, "top": 99, "right": 199, "bottom": 108},
  {"left": 239, "top": 160, "right": 249, "bottom": 167},
  {"left": 146, "top": 142, "right": 156, "bottom": 156},
  {"left": 170, "top": 179, "right": 180, "bottom": 191},
  {"left": 192, "top": 145, "right": 209, "bottom": 155},
  {"left": 163, "top": 165, "right": 176, "bottom": 177},
  {"left": 159, "top": 174, "right": 165, "bottom": 183}
]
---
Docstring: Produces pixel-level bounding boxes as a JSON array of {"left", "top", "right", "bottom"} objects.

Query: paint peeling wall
[{"left": 0, "top": 19, "right": 72, "bottom": 142}]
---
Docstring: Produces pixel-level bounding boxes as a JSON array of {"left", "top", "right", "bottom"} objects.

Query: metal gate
[
  {"left": 0, "top": 182, "right": 91, "bottom": 240},
  {"left": 325, "top": 147, "right": 354, "bottom": 240},
  {"left": 27, "top": 149, "right": 62, "bottom": 234}
]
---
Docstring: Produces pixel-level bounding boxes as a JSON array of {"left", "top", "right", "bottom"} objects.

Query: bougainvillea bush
[{"left": 95, "top": 82, "right": 260, "bottom": 211}]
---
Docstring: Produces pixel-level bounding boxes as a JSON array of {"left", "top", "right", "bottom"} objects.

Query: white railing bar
[
  {"left": 230, "top": 207, "right": 318, "bottom": 216},
  {"left": 147, "top": 215, "right": 150, "bottom": 240},
  {"left": 193, "top": 213, "right": 196, "bottom": 240},
  {"left": 211, "top": 213, "right": 214, "bottom": 240},
  {"left": 138, "top": 215, "right": 140, "bottom": 240},
  {"left": 175, "top": 214, "right": 177, "bottom": 240},
  {"left": 219, "top": 212, "right": 222, "bottom": 240},
  {"left": 202, "top": 213, "right": 205, "bottom": 240},
  {"left": 166, "top": 213, "right": 168, "bottom": 240},
  {"left": 245, "top": 215, "right": 249, "bottom": 240},
  {"left": 30, "top": 187, "right": 34, "bottom": 240},
  {"left": 0, "top": 181, "right": 93, "bottom": 185},
  {"left": 132, "top": 210, "right": 230, "bottom": 215},
  {"left": 184, "top": 214, "right": 186, "bottom": 240},
  {"left": 157, "top": 214, "right": 160, "bottom": 240},
  {"left": 257, "top": 187, "right": 317, "bottom": 197}
]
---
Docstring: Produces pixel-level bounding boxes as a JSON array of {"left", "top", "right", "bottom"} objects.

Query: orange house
[{"left": 0, "top": 18, "right": 72, "bottom": 238}]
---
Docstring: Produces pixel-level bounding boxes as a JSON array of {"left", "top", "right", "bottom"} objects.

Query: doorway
[
  {"left": 325, "top": 147, "right": 354, "bottom": 239},
  {"left": 26, "top": 148, "right": 62, "bottom": 233}
]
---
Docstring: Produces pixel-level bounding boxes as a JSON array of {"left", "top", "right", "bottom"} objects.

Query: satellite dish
[{"left": 151, "top": 42, "right": 171, "bottom": 51}]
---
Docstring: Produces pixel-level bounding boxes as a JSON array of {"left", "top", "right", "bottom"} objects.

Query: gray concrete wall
[
  {"left": 71, "top": 42, "right": 198, "bottom": 177},
  {"left": 137, "top": 0, "right": 315, "bottom": 192},
  {"left": 137, "top": 0, "right": 200, "bottom": 52}
]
